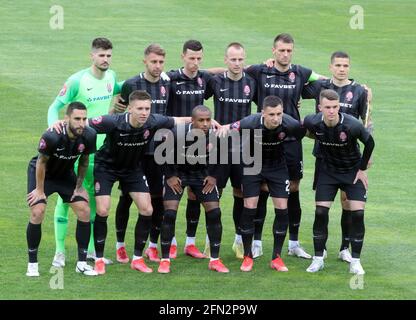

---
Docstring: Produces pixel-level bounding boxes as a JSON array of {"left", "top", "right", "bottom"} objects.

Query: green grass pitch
[{"left": 0, "top": 0, "right": 415, "bottom": 299}]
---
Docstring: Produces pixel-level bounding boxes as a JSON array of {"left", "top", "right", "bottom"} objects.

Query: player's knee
[
  {"left": 76, "top": 205, "right": 90, "bottom": 222},
  {"left": 30, "top": 207, "right": 45, "bottom": 224},
  {"left": 140, "top": 206, "right": 153, "bottom": 216},
  {"left": 163, "top": 209, "right": 177, "bottom": 225},
  {"left": 240, "top": 208, "right": 256, "bottom": 234},
  {"left": 202, "top": 201, "right": 219, "bottom": 212}
]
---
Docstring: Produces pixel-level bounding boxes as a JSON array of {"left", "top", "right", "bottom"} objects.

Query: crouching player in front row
[
  {"left": 26, "top": 102, "right": 98, "bottom": 277},
  {"left": 218, "top": 95, "right": 306, "bottom": 272},
  {"left": 158, "top": 105, "right": 229, "bottom": 274},
  {"left": 303, "top": 89, "right": 375, "bottom": 275}
]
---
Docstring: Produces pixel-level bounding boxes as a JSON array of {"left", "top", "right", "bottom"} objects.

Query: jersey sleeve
[
  {"left": 358, "top": 88, "right": 369, "bottom": 122},
  {"left": 351, "top": 118, "right": 370, "bottom": 144},
  {"left": 120, "top": 80, "right": 133, "bottom": 106},
  {"left": 47, "top": 98, "right": 66, "bottom": 126},
  {"left": 298, "top": 65, "right": 313, "bottom": 84},
  {"left": 47, "top": 74, "right": 80, "bottom": 125},
  {"left": 152, "top": 114, "right": 175, "bottom": 130},
  {"left": 301, "top": 80, "right": 322, "bottom": 100},
  {"left": 37, "top": 131, "right": 57, "bottom": 157},
  {"left": 307, "top": 71, "right": 322, "bottom": 82},
  {"left": 83, "top": 128, "right": 97, "bottom": 154},
  {"left": 204, "top": 75, "right": 216, "bottom": 100},
  {"left": 88, "top": 114, "right": 117, "bottom": 134},
  {"left": 230, "top": 114, "right": 257, "bottom": 131},
  {"left": 245, "top": 64, "right": 262, "bottom": 80},
  {"left": 302, "top": 114, "right": 315, "bottom": 132},
  {"left": 284, "top": 115, "right": 306, "bottom": 140},
  {"left": 55, "top": 74, "right": 80, "bottom": 105},
  {"left": 109, "top": 70, "right": 123, "bottom": 95}
]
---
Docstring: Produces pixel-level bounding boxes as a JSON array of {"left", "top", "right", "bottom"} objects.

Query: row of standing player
[{"left": 26, "top": 34, "right": 373, "bottom": 276}]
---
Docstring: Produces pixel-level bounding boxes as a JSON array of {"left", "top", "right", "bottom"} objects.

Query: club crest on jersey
[
  {"left": 231, "top": 121, "right": 240, "bottom": 130},
  {"left": 339, "top": 131, "right": 347, "bottom": 142},
  {"left": 278, "top": 132, "right": 286, "bottom": 140},
  {"left": 289, "top": 72, "right": 296, "bottom": 83},
  {"left": 107, "top": 83, "right": 112, "bottom": 93},
  {"left": 39, "top": 138, "right": 47, "bottom": 150},
  {"left": 345, "top": 91, "right": 353, "bottom": 102},
  {"left": 160, "top": 86, "right": 166, "bottom": 97},
  {"left": 197, "top": 77, "right": 203, "bottom": 87},
  {"left": 244, "top": 85, "right": 251, "bottom": 96},
  {"left": 78, "top": 143, "right": 85, "bottom": 153},
  {"left": 59, "top": 84, "right": 67, "bottom": 96},
  {"left": 95, "top": 182, "right": 100, "bottom": 193},
  {"left": 143, "top": 129, "right": 150, "bottom": 139},
  {"left": 92, "top": 116, "right": 103, "bottom": 125}
]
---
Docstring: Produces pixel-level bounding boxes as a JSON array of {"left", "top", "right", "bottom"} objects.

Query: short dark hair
[
  {"left": 183, "top": 40, "right": 203, "bottom": 53},
  {"left": 66, "top": 102, "right": 87, "bottom": 115},
  {"left": 192, "top": 105, "right": 211, "bottom": 118},
  {"left": 262, "top": 95, "right": 283, "bottom": 109},
  {"left": 144, "top": 43, "right": 166, "bottom": 57},
  {"left": 319, "top": 89, "right": 340, "bottom": 103},
  {"left": 225, "top": 42, "right": 245, "bottom": 54},
  {"left": 273, "top": 33, "right": 294, "bottom": 46},
  {"left": 129, "top": 90, "right": 151, "bottom": 104},
  {"left": 92, "top": 37, "right": 113, "bottom": 50},
  {"left": 330, "top": 51, "right": 350, "bottom": 63}
]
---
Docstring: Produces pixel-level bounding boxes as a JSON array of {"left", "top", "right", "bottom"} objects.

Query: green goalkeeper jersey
[{"left": 47, "top": 67, "right": 123, "bottom": 147}]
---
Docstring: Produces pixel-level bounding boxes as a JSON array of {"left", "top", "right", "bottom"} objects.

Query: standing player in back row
[
  {"left": 302, "top": 51, "right": 373, "bottom": 263},
  {"left": 245, "top": 33, "right": 322, "bottom": 259},
  {"left": 303, "top": 89, "right": 375, "bottom": 275},
  {"left": 47, "top": 38, "right": 123, "bottom": 268},
  {"left": 204, "top": 42, "right": 256, "bottom": 259},
  {"left": 165, "top": 40, "right": 214, "bottom": 259},
  {"left": 112, "top": 44, "right": 172, "bottom": 264}
]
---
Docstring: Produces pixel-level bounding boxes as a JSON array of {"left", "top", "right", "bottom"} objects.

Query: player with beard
[
  {"left": 26, "top": 102, "right": 97, "bottom": 277},
  {"left": 47, "top": 38, "right": 122, "bottom": 268}
]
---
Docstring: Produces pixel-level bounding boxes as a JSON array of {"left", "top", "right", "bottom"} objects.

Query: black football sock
[
  {"left": 27, "top": 222, "right": 41, "bottom": 263},
  {"left": 115, "top": 194, "right": 132, "bottom": 243},
  {"left": 253, "top": 191, "right": 268, "bottom": 240},
  {"left": 149, "top": 197, "right": 164, "bottom": 244},
  {"left": 288, "top": 191, "right": 302, "bottom": 241},
  {"left": 134, "top": 214, "right": 152, "bottom": 257},
  {"left": 76, "top": 220, "right": 90, "bottom": 262},
  {"left": 350, "top": 210, "right": 365, "bottom": 259},
  {"left": 186, "top": 199, "right": 200, "bottom": 237},
  {"left": 240, "top": 207, "right": 256, "bottom": 258},
  {"left": 340, "top": 209, "right": 352, "bottom": 251},
  {"left": 272, "top": 208, "right": 289, "bottom": 259},
  {"left": 160, "top": 209, "right": 177, "bottom": 259},
  {"left": 313, "top": 206, "right": 329, "bottom": 257},
  {"left": 232, "top": 196, "right": 243, "bottom": 235},
  {"left": 94, "top": 215, "right": 108, "bottom": 259},
  {"left": 206, "top": 208, "right": 222, "bottom": 259}
]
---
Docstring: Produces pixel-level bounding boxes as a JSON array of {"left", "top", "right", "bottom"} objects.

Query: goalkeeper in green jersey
[{"left": 48, "top": 38, "right": 123, "bottom": 267}]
